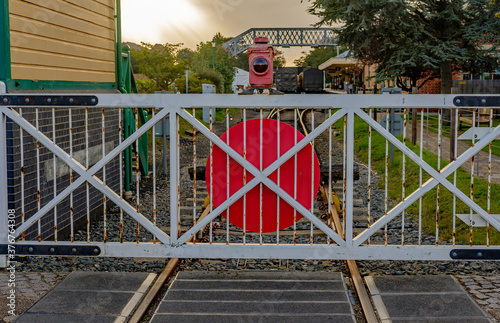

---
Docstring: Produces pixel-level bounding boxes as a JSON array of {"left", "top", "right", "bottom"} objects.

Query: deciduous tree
[{"left": 131, "top": 42, "right": 186, "bottom": 91}]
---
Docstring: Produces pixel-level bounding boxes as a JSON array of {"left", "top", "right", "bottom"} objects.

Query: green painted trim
[
  {"left": 116, "top": 0, "right": 124, "bottom": 93},
  {"left": 5, "top": 79, "right": 117, "bottom": 91},
  {"left": 0, "top": 0, "right": 11, "bottom": 81}
]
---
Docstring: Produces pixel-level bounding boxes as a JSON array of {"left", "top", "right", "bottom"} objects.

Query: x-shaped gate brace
[
  {"left": 354, "top": 109, "right": 500, "bottom": 246},
  {"left": 6, "top": 107, "right": 171, "bottom": 244},
  {"left": 175, "top": 108, "right": 347, "bottom": 246}
]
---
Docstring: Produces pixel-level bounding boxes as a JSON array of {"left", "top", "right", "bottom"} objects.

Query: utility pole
[{"left": 212, "top": 38, "right": 216, "bottom": 71}]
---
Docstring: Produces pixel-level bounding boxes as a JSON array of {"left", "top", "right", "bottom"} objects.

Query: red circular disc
[{"left": 206, "top": 118, "right": 320, "bottom": 233}]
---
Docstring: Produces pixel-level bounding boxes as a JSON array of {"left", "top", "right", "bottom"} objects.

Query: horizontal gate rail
[{"left": 1, "top": 94, "right": 499, "bottom": 261}]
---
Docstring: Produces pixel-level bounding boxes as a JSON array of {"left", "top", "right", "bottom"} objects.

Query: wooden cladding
[{"left": 9, "top": 0, "right": 116, "bottom": 83}]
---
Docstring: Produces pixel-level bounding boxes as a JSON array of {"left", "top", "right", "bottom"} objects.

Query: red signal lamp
[{"left": 247, "top": 37, "right": 275, "bottom": 88}]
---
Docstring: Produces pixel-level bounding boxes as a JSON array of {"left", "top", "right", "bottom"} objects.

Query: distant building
[
  {"left": 320, "top": 50, "right": 500, "bottom": 94},
  {"left": 232, "top": 68, "right": 250, "bottom": 93}
]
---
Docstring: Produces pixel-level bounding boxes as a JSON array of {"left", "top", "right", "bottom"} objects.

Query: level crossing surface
[
  {"left": 10, "top": 270, "right": 499, "bottom": 322},
  {"left": 150, "top": 271, "right": 356, "bottom": 323}
]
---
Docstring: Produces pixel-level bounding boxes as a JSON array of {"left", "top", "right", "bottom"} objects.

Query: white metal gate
[{"left": 1, "top": 93, "right": 499, "bottom": 261}]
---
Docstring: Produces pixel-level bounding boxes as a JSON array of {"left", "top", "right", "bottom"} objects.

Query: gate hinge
[
  {"left": 450, "top": 249, "right": 500, "bottom": 260},
  {"left": 0, "top": 95, "right": 98, "bottom": 106},
  {"left": 0, "top": 244, "right": 101, "bottom": 256},
  {"left": 453, "top": 96, "right": 500, "bottom": 107}
]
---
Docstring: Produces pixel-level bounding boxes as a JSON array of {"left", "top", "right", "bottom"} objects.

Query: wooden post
[
  {"left": 441, "top": 61, "right": 452, "bottom": 126},
  {"left": 411, "top": 87, "right": 418, "bottom": 145}
]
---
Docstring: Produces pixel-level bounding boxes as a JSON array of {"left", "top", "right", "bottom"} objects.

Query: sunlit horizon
[{"left": 120, "top": 0, "right": 322, "bottom": 65}]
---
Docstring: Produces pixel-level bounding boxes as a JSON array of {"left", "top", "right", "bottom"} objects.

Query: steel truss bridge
[{"left": 222, "top": 28, "right": 339, "bottom": 56}]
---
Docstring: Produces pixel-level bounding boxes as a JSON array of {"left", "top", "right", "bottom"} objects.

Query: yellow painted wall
[{"left": 9, "top": 0, "right": 116, "bottom": 83}]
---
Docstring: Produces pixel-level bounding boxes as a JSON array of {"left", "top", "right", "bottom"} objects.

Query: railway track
[
  {"left": 129, "top": 179, "right": 378, "bottom": 322},
  {"left": 129, "top": 107, "right": 379, "bottom": 322}
]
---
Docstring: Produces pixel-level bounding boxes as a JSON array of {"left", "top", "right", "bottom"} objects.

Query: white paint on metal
[
  {"left": 458, "top": 127, "right": 500, "bottom": 141},
  {"left": 2, "top": 93, "right": 500, "bottom": 261},
  {"left": 0, "top": 112, "right": 8, "bottom": 265},
  {"left": 456, "top": 214, "right": 500, "bottom": 227}
]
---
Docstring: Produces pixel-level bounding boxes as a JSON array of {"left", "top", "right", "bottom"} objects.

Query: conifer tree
[{"left": 307, "top": 0, "right": 500, "bottom": 92}]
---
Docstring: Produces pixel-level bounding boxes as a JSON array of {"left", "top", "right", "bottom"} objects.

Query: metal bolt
[
  {"left": 47, "top": 98, "right": 52, "bottom": 103},
  {"left": 93, "top": 248, "right": 99, "bottom": 254},
  {"left": 72, "top": 248, "right": 77, "bottom": 253},
  {"left": 25, "top": 98, "right": 30, "bottom": 103},
  {"left": 91, "top": 98, "right": 96, "bottom": 103},
  {"left": 478, "top": 252, "right": 483, "bottom": 257},
  {"left": 451, "top": 252, "right": 458, "bottom": 257},
  {"left": 28, "top": 247, "right": 34, "bottom": 253},
  {"left": 69, "top": 98, "right": 74, "bottom": 103},
  {"left": 455, "top": 99, "right": 461, "bottom": 104},
  {"left": 481, "top": 99, "right": 486, "bottom": 104},
  {"left": 2, "top": 98, "right": 7, "bottom": 103},
  {"left": 49, "top": 247, "right": 55, "bottom": 253}
]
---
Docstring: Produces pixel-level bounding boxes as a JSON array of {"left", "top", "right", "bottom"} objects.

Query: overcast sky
[{"left": 121, "top": 0, "right": 321, "bottom": 65}]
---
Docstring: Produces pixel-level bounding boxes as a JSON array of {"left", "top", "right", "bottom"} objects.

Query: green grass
[
  {"left": 337, "top": 115, "right": 500, "bottom": 245},
  {"left": 422, "top": 113, "right": 500, "bottom": 157}
]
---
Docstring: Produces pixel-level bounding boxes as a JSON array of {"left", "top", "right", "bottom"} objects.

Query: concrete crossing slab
[
  {"left": 16, "top": 272, "right": 156, "bottom": 323},
  {"left": 366, "top": 275, "right": 493, "bottom": 322},
  {"left": 151, "top": 270, "right": 356, "bottom": 323}
]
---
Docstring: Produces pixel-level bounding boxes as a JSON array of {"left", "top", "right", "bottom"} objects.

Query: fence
[
  {"left": 1, "top": 94, "right": 499, "bottom": 263},
  {"left": 453, "top": 80, "right": 500, "bottom": 95}
]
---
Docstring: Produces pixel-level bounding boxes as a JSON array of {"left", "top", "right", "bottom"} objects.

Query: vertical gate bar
[
  {"left": 310, "top": 108, "right": 315, "bottom": 244},
  {"left": 367, "top": 109, "right": 372, "bottom": 245},
  {"left": 192, "top": 108, "right": 197, "bottom": 243},
  {"left": 345, "top": 110, "right": 355, "bottom": 246},
  {"left": 0, "top": 112, "right": 8, "bottom": 255},
  {"left": 243, "top": 108, "right": 247, "bottom": 244},
  {"left": 85, "top": 107, "right": 90, "bottom": 242},
  {"left": 470, "top": 109, "right": 476, "bottom": 246},
  {"left": 277, "top": 109, "right": 281, "bottom": 243},
  {"left": 436, "top": 108, "right": 442, "bottom": 246},
  {"left": 452, "top": 108, "right": 458, "bottom": 246},
  {"left": 426, "top": 108, "right": 429, "bottom": 150},
  {"left": 293, "top": 109, "right": 297, "bottom": 244},
  {"left": 402, "top": 108, "right": 407, "bottom": 246},
  {"left": 52, "top": 108, "right": 57, "bottom": 242},
  {"left": 226, "top": 108, "right": 230, "bottom": 244},
  {"left": 177, "top": 112, "right": 181, "bottom": 242},
  {"left": 69, "top": 108, "right": 74, "bottom": 242},
  {"left": 36, "top": 108, "right": 41, "bottom": 242},
  {"left": 170, "top": 110, "right": 179, "bottom": 243},
  {"left": 20, "top": 108, "right": 25, "bottom": 241},
  {"left": 419, "top": 108, "right": 424, "bottom": 245},
  {"left": 328, "top": 108, "right": 332, "bottom": 245},
  {"left": 259, "top": 108, "right": 263, "bottom": 245},
  {"left": 343, "top": 115, "right": 347, "bottom": 238},
  {"left": 102, "top": 108, "right": 107, "bottom": 243},
  {"left": 119, "top": 108, "right": 124, "bottom": 243},
  {"left": 152, "top": 108, "right": 157, "bottom": 244},
  {"left": 209, "top": 108, "right": 213, "bottom": 243},
  {"left": 487, "top": 109, "right": 493, "bottom": 246},
  {"left": 135, "top": 108, "right": 140, "bottom": 243},
  {"left": 384, "top": 109, "right": 389, "bottom": 246},
  {"left": 175, "top": 114, "right": 180, "bottom": 242},
  {"left": 68, "top": 107, "right": 75, "bottom": 242}
]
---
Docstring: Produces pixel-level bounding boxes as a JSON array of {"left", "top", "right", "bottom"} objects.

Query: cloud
[{"left": 122, "top": 0, "right": 321, "bottom": 63}]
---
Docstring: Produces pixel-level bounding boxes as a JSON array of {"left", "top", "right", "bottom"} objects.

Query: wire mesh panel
[{"left": 0, "top": 93, "right": 499, "bottom": 261}]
